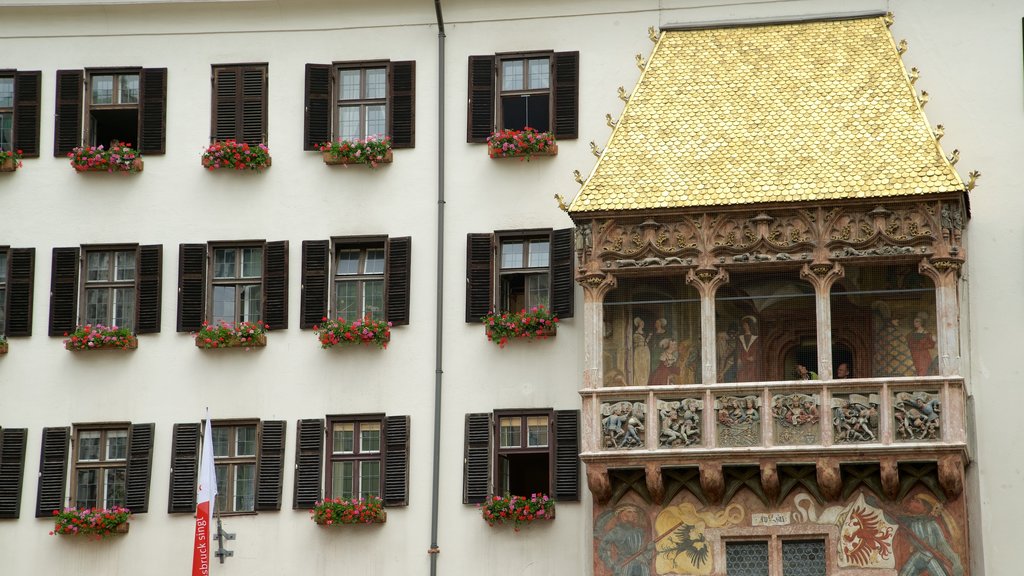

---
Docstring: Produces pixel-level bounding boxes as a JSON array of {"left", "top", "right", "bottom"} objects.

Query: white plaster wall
[{"left": 0, "top": 0, "right": 1018, "bottom": 575}]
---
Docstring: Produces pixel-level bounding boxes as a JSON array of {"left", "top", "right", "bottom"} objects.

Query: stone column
[
  {"left": 919, "top": 258, "right": 963, "bottom": 376},
  {"left": 686, "top": 267, "right": 729, "bottom": 385},
  {"left": 799, "top": 262, "right": 844, "bottom": 380},
  {"left": 579, "top": 272, "right": 617, "bottom": 454}
]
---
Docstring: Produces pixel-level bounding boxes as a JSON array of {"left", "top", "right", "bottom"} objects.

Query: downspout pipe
[{"left": 429, "top": 1, "right": 445, "bottom": 575}]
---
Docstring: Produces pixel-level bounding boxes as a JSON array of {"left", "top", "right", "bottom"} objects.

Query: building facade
[{"left": 0, "top": 1, "right": 1018, "bottom": 575}]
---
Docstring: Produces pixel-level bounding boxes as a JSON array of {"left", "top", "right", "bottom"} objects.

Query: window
[
  {"left": 303, "top": 61, "right": 415, "bottom": 150},
  {"left": 0, "top": 70, "right": 41, "bottom": 157},
  {"left": 0, "top": 247, "right": 33, "bottom": 338},
  {"left": 725, "top": 538, "right": 826, "bottom": 576},
  {"left": 0, "top": 250, "right": 6, "bottom": 335},
  {"left": 35, "top": 424, "right": 155, "bottom": 517},
  {"left": 292, "top": 416, "right": 410, "bottom": 509},
  {"left": 53, "top": 68, "right": 166, "bottom": 156},
  {"left": 175, "top": 241, "right": 288, "bottom": 332},
  {"left": 465, "top": 229, "right": 574, "bottom": 322},
  {"left": 167, "top": 420, "right": 285, "bottom": 514},
  {"left": 467, "top": 51, "right": 578, "bottom": 142},
  {"left": 211, "top": 64, "right": 267, "bottom": 145},
  {"left": 299, "top": 236, "right": 410, "bottom": 328},
  {"left": 0, "top": 427, "right": 28, "bottom": 519},
  {"left": 48, "top": 245, "right": 161, "bottom": 337},
  {"left": 463, "top": 410, "right": 579, "bottom": 504}
]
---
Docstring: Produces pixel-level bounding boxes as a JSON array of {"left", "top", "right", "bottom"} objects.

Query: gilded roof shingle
[{"left": 568, "top": 16, "right": 964, "bottom": 214}]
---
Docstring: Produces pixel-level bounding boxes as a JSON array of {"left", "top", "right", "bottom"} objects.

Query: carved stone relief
[
  {"left": 657, "top": 398, "right": 703, "bottom": 448},
  {"left": 771, "top": 393, "right": 821, "bottom": 445},
  {"left": 893, "top": 391, "right": 941, "bottom": 441},
  {"left": 831, "top": 393, "right": 880, "bottom": 443},
  {"left": 715, "top": 395, "right": 761, "bottom": 447},
  {"left": 601, "top": 400, "right": 647, "bottom": 449}
]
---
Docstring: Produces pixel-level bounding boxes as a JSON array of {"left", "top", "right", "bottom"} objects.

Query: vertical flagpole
[{"left": 193, "top": 408, "right": 218, "bottom": 575}]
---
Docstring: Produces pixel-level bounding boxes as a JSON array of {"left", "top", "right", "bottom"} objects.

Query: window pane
[
  {"left": 366, "top": 104, "right": 386, "bottom": 139},
  {"left": 76, "top": 469, "right": 98, "bottom": 508},
  {"left": 0, "top": 112, "right": 12, "bottom": 151},
  {"left": 360, "top": 460, "right": 380, "bottom": 498},
  {"left": 528, "top": 58, "right": 550, "bottom": 90},
  {"left": 119, "top": 74, "right": 139, "bottom": 104},
  {"left": 364, "top": 281, "right": 384, "bottom": 320},
  {"left": 360, "top": 422, "right": 381, "bottom": 453},
  {"left": 215, "top": 464, "right": 228, "bottom": 513},
  {"left": 782, "top": 540, "right": 826, "bottom": 576},
  {"left": 234, "top": 464, "right": 255, "bottom": 512},
  {"left": 0, "top": 78, "right": 13, "bottom": 108},
  {"left": 213, "top": 249, "right": 236, "bottom": 279},
  {"left": 332, "top": 461, "right": 354, "bottom": 500},
  {"left": 113, "top": 288, "right": 135, "bottom": 331},
  {"left": 333, "top": 423, "right": 354, "bottom": 453},
  {"left": 104, "top": 467, "right": 126, "bottom": 507},
  {"left": 335, "top": 282, "right": 358, "bottom": 320},
  {"left": 212, "top": 427, "right": 230, "bottom": 458},
  {"left": 340, "top": 70, "right": 361, "bottom": 100},
  {"left": 85, "top": 288, "right": 110, "bottom": 326},
  {"left": 87, "top": 252, "right": 110, "bottom": 281},
  {"left": 339, "top": 106, "right": 360, "bottom": 140},
  {"left": 212, "top": 285, "right": 236, "bottom": 326},
  {"left": 337, "top": 250, "right": 360, "bottom": 275},
  {"left": 115, "top": 251, "right": 136, "bottom": 281},
  {"left": 526, "top": 273, "right": 549, "bottom": 308},
  {"left": 366, "top": 68, "right": 386, "bottom": 99},
  {"left": 527, "top": 417, "right": 548, "bottom": 447},
  {"left": 500, "top": 242, "right": 524, "bottom": 269},
  {"left": 240, "top": 285, "right": 261, "bottom": 323},
  {"left": 91, "top": 75, "right": 114, "bottom": 105},
  {"left": 0, "top": 253, "right": 6, "bottom": 283},
  {"left": 235, "top": 426, "right": 257, "bottom": 456},
  {"left": 364, "top": 249, "right": 385, "bottom": 275},
  {"left": 241, "top": 248, "right": 262, "bottom": 278},
  {"left": 106, "top": 430, "right": 128, "bottom": 460},
  {"left": 502, "top": 60, "right": 524, "bottom": 91},
  {"left": 78, "top": 431, "right": 101, "bottom": 461},
  {"left": 499, "top": 417, "right": 520, "bottom": 448},
  {"left": 528, "top": 240, "right": 550, "bottom": 268},
  {"left": 725, "top": 541, "right": 769, "bottom": 576}
]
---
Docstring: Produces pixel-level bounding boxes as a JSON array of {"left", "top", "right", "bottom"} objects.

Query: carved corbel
[
  {"left": 645, "top": 462, "right": 664, "bottom": 505},
  {"left": 816, "top": 458, "right": 842, "bottom": 502},
  {"left": 918, "top": 257, "right": 962, "bottom": 287},
  {"left": 800, "top": 261, "right": 844, "bottom": 292},
  {"left": 700, "top": 462, "right": 725, "bottom": 505},
  {"left": 880, "top": 458, "right": 899, "bottom": 501},
  {"left": 760, "top": 462, "right": 779, "bottom": 505},
  {"left": 686, "top": 266, "right": 729, "bottom": 299},
  {"left": 587, "top": 464, "right": 612, "bottom": 504},
  {"left": 578, "top": 272, "right": 618, "bottom": 303},
  {"left": 938, "top": 455, "right": 964, "bottom": 500}
]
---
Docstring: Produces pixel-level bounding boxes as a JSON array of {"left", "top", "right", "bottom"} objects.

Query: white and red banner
[{"left": 192, "top": 411, "right": 218, "bottom": 576}]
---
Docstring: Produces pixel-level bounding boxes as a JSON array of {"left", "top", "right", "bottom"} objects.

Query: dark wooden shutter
[
  {"left": 263, "top": 240, "right": 288, "bottom": 330},
  {"left": 35, "top": 427, "right": 69, "bottom": 517},
  {"left": 552, "top": 410, "right": 580, "bottom": 502},
  {"left": 465, "top": 234, "right": 493, "bottom": 323},
  {"left": 383, "top": 415, "right": 410, "bottom": 507},
  {"left": 54, "top": 70, "right": 83, "bottom": 156},
  {"left": 48, "top": 247, "right": 79, "bottom": 336},
  {"left": 386, "top": 237, "right": 411, "bottom": 326},
  {"left": 0, "top": 428, "right": 27, "bottom": 519},
  {"left": 389, "top": 61, "right": 415, "bottom": 149},
  {"left": 241, "top": 66, "right": 268, "bottom": 145},
  {"left": 138, "top": 68, "right": 167, "bottom": 155},
  {"left": 176, "top": 244, "right": 206, "bottom": 332},
  {"left": 168, "top": 423, "right": 200, "bottom": 513},
  {"left": 304, "top": 64, "right": 332, "bottom": 150},
  {"left": 551, "top": 51, "right": 579, "bottom": 140},
  {"left": 300, "top": 240, "right": 329, "bottom": 329},
  {"left": 135, "top": 245, "right": 162, "bottom": 334},
  {"left": 255, "top": 420, "right": 286, "bottom": 511},
  {"left": 13, "top": 71, "right": 41, "bottom": 158},
  {"left": 463, "top": 413, "right": 491, "bottom": 504},
  {"left": 212, "top": 66, "right": 239, "bottom": 142},
  {"left": 124, "top": 423, "right": 155, "bottom": 513},
  {"left": 5, "top": 248, "right": 34, "bottom": 337},
  {"left": 293, "top": 419, "right": 323, "bottom": 509},
  {"left": 467, "top": 55, "right": 495, "bottom": 143},
  {"left": 550, "top": 228, "right": 575, "bottom": 319}
]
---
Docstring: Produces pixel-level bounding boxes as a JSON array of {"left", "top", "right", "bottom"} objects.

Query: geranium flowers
[
  {"left": 69, "top": 142, "right": 143, "bottom": 173},
  {"left": 482, "top": 306, "right": 559, "bottom": 348},
  {"left": 201, "top": 140, "right": 271, "bottom": 171},
  {"left": 313, "top": 316, "right": 391, "bottom": 349},
  {"left": 486, "top": 128, "right": 557, "bottom": 160}
]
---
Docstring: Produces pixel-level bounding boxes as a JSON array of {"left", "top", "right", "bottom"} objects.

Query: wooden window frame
[
  {"left": 325, "top": 414, "right": 385, "bottom": 500},
  {"left": 208, "top": 242, "right": 266, "bottom": 326},
  {"left": 0, "top": 248, "right": 7, "bottom": 336},
  {"left": 70, "top": 423, "right": 130, "bottom": 510},
  {"left": 83, "top": 67, "right": 141, "bottom": 148},
  {"left": 80, "top": 246, "right": 138, "bottom": 331},
  {"left": 493, "top": 409, "right": 553, "bottom": 497},
  {"left": 211, "top": 420, "right": 259, "bottom": 515},
  {"left": 496, "top": 52, "right": 553, "bottom": 133},
  {"left": 0, "top": 427, "right": 28, "bottom": 519},
  {"left": 0, "top": 74, "right": 12, "bottom": 151},
  {"left": 331, "top": 236, "right": 387, "bottom": 321},
  {"left": 496, "top": 231, "right": 552, "bottom": 313},
  {"left": 0, "top": 69, "right": 41, "bottom": 158},
  {"left": 334, "top": 61, "right": 389, "bottom": 141},
  {"left": 210, "top": 63, "right": 268, "bottom": 145}
]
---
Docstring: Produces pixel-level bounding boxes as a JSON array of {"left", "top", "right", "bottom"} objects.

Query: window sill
[
  {"left": 487, "top": 143, "right": 558, "bottom": 160},
  {"left": 322, "top": 149, "right": 393, "bottom": 167},
  {"left": 314, "top": 510, "right": 387, "bottom": 526},
  {"left": 0, "top": 158, "right": 19, "bottom": 172},
  {"left": 65, "top": 335, "right": 138, "bottom": 351},
  {"left": 194, "top": 333, "right": 267, "bottom": 349}
]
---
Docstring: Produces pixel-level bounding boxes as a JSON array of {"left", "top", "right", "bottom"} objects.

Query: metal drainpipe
[{"left": 429, "top": 1, "right": 445, "bottom": 575}]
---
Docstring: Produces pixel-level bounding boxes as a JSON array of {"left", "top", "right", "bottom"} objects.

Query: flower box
[
  {"left": 77, "top": 158, "right": 144, "bottom": 173},
  {"left": 0, "top": 341, "right": 7, "bottom": 354},
  {"left": 314, "top": 316, "right": 392, "bottom": 349},
  {"left": 311, "top": 496, "right": 387, "bottom": 526},
  {"left": 69, "top": 142, "right": 143, "bottom": 173},
  {"left": 482, "top": 306, "right": 559, "bottom": 348},
  {"left": 51, "top": 506, "right": 131, "bottom": 538},
  {"left": 0, "top": 157, "right": 20, "bottom": 172},
  {"left": 201, "top": 140, "right": 272, "bottom": 171},
  {"left": 319, "top": 136, "right": 393, "bottom": 168},
  {"left": 63, "top": 325, "right": 138, "bottom": 351},
  {"left": 194, "top": 320, "right": 269, "bottom": 349},
  {"left": 487, "top": 128, "right": 557, "bottom": 160},
  {"left": 480, "top": 494, "right": 555, "bottom": 531},
  {"left": 323, "top": 149, "right": 393, "bottom": 166}
]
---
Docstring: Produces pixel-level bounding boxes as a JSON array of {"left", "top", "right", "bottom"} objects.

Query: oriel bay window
[
  {"left": 48, "top": 245, "right": 162, "bottom": 336},
  {"left": 53, "top": 68, "right": 166, "bottom": 155},
  {"left": 175, "top": 241, "right": 288, "bottom": 332},
  {"left": 303, "top": 60, "right": 415, "bottom": 150},
  {"left": 0, "top": 246, "right": 35, "bottom": 337},
  {"left": 292, "top": 416, "right": 410, "bottom": 509},
  {"left": 299, "top": 236, "right": 410, "bottom": 328},
  {"left": 0, "top": 70, "right": 42, "bottom": 157},
  {"left": 35, "top": 424, "right": 155, "bottom": 517}
]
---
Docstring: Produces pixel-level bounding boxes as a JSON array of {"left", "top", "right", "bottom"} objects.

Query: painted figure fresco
[
  {"left": 895, "top": 494, "right": 964, "bottom": 576},
  {"left": 595, "top": 504, "right": 654, "bottom": 576},
  {"left": 716, "top": 323, "right": 739, "bottom": 383},
  {"left": 771, "top": 393, "right": 820, "bottom": 445},
  {"left": 871, "top": 301, "right": 927, "bottom": 377},
  {"left": 602, "top": 401, "right": 646, "bottom": 449},
  {"left": 716, "top": 395, "right": 761, "bottom": 446},
  {"left": 832, "top": 393, "right": 880, "bottom": 443},
  {"left": 907, "top": 311, "right": 938, "bottom": 376},
  {"left": 632, "top": 318, "right": 652, "bottom": 387},
  {"left": 894, "top": 391, "right": 941, "bottom": 441},
  {"left": 657, "top": 399, "right": 702, "bottom": 448},
  {"left": 736, "top": 315, "right": 761, "bottom": 382}
]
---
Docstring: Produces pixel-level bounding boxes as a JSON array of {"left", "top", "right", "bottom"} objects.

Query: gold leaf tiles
[{"left": 568, "top": 16, "right": 965, "bottom": 214}]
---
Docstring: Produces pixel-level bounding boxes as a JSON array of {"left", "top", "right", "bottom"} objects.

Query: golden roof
[{"left": 568, "top": 16, "right": 965, "bottom": 214}]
